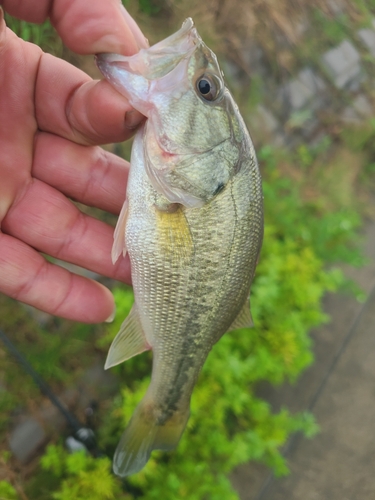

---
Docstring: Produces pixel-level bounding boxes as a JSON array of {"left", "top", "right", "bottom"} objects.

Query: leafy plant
[
  {"left": 0, "top": 480, "right": 19, "bottom": 500},
  {"left": 122, "top": 0, "right": 162, "bottom": 16},
  {"left": 39, "top": 445, "right": 129, "bottom": 500},
  {"left": 312, "top": 10, "right": 350, "bottom": 46},
  {"left": 4, "top": 14, "right": 61, "bottom": 54},
  {"left": 0, "top": 452, "right": 21, "bottom": 500}
]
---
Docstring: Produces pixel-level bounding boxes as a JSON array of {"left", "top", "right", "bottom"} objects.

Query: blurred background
[{"left": 1, "top": 1, "right": 375, "bottom": 499}]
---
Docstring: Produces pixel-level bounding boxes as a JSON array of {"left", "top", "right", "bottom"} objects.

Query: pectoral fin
[
  {"left": 155, "top": 206, "right": 194, "bottom": 264},
  {"left": 227, "top": 299, "right": 254, "bottom": 332},
  {"left": 105, "top": 304, "right": 150, "bottom": 370},
  {"left": 112, "top": 199, "right": 129, "bottom": 265}
]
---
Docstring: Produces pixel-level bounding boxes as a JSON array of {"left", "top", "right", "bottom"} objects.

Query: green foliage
[
  {"left": 0, "top": 390, "right": 18, "bottom": 434},
  {"left": 293, "top": 136, "right": 332, "bottom": 170},
  {"left": 340, "top": 118, "right": 375, "bottom": 153},
  {"left": 0, "top": 294, "right": 106, "bottom": 459},
  {"left": 351, "top": 0, "right": 375, "bottom": 20},
  {"left": 4, "top": 14, "right": 61, "bottom": 54},
  {"left": 40, "top": 445, "right": 129, "bottom": 500},
  {"left": 0, "top": 480, "right": 19, "bottom": 500},
  {"left": 312, "top": 10, "right": 350, "bottom": 46},
  {"left": 0, "top": 288, "right": 104, "bottom": 387},
  {"left": 0, "top": 453, "right": 19, "bottom": 500},
  {"left": 360, "top": 160, "right": 375, "bottom": 188},
  {"left": 122, "top": 0, "right": 162, "bottom": 15},
  {"left": 247, "top": 74, "right": 264, "bottom": 110},
  {"left": 259, "top": 147, "right": 363, "bottom": 267},
  {"left": 339, "top": 120, "right": 375, "bottom": 199},
  {"left": 138, "top": 0, "right": 162, "bottom": 15},
  {"left": 295, "top": 8, "right": 356, "bottom": 66},
  {"left": 286, "top": 109, "right": 313, "bottom": 131}
]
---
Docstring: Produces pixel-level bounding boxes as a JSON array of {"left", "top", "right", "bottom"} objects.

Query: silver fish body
[{"left": 96, "top": 18, "right": 263, "bottom": 477}]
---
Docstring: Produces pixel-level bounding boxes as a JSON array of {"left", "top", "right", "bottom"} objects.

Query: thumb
[{"left": 50, "top": 0, "right": 147, "bottom": 55}]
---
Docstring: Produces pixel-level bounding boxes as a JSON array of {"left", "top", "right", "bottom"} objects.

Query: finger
[
  {"left": 2, "top": 0, "right": 148, "bottom": 54},
  {"left": 119, "top": 5, "right": 149, "bottom": 50},
  {"left": 35, "top": 53, "right": 144, "bottom": 145},
  {"left": 1, "top": 0, "right": 50, "bottom": 23},
  {"left": 33, "top": 132, "right": 129, "bottom": 215},
  {"left": 0, "top": 232, "right": 115, "bottom": 323},
  {"left": 2, "top": 179, "right": 132, "bottom": 284},
  {"left": 0, "top": 21, "right": 41, "bottom": 218}
]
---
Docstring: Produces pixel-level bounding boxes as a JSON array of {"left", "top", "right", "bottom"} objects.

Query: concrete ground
[{"left": 231, "top": 217, "right": 375, "bottom": 500}]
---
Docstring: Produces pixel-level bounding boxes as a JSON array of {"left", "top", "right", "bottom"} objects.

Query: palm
[{"left": 0, "top": 0, "right": 146, "bottom": 322}]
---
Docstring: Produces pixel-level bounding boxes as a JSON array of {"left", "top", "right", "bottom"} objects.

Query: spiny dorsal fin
[
  {"left": 227, "top": 298, "right": 254, "bottom": 332},
  {"left": 112, "top": 199, "right": 129, "bottom": 265},
  {"left": 105, "top": 304, "right": 150, "bottom": 369}
]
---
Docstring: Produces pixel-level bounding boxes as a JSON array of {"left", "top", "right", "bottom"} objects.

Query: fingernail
[
  {"left": 125, "top": 109, "right": 145, "bottom": 129},
  {"left": 120, "top": 5, "right": 149, "bottom": 50},
  {"left": 105, "top": 306, "right": 116, "bottom": 323}
]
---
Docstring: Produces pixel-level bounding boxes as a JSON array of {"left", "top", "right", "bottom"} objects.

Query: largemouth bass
[{"left": 96, "top": 18, "right": 263, "bottom": 477}]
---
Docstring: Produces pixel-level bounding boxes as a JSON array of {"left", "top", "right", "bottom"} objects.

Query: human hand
[{"left": 0, "top": 0, "right": 147, "bottom": 323}]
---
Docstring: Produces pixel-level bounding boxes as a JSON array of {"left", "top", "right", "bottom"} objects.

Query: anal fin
[{"left": 105, "top": 304, "right": 150, "bottom": 369}]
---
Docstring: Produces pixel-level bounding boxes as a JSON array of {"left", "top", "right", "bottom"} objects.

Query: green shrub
[
  {"left": 40, "top": 445, "right": 129, "bottom": 500},
  {"left": 4, "top": 14, "right": 61, "bottom": 54},
  {"left": 0, "top": 480, "right": 19, "bottom": 500}
]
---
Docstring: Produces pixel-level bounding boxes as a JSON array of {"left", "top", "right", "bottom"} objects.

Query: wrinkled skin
[{"left": 0, "top": 0, "right": 149, "bottom": 322}]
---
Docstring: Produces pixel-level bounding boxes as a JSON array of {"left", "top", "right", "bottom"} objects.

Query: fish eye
[{"left": 196, "top": 74, "right": 222, "bottom": 102}]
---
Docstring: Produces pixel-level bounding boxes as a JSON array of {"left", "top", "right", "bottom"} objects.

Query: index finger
[
  {"left": 35, "top": 53, "right": 142, "bottom": 146},
  {"left": 2, "top": 0, "right": 148, "bottom": 54},
  {"left": 1, "top": 25, "right": 142, "bottom": 147}
]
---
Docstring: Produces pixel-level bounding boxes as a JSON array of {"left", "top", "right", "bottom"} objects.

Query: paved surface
[{"left": 231, "top": 218, "right": 375, "bottom": 500}]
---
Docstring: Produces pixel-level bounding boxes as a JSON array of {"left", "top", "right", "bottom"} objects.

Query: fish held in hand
[{"left": 96, "top": 18, "right": 263, "bottom": 477}]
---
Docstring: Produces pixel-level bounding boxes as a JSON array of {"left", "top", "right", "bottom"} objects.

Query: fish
[{"left": 96, "top": 17, "right": 263, "bottom": 477}]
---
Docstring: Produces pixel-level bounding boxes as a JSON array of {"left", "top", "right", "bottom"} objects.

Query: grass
[{"left": 3, "top": 14, "right": 62, "bottom": 55}]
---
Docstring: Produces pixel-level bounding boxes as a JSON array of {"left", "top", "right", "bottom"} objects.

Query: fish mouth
[
  {"left": 95, "top": 18, "right": 198, "bottom": 81},
  {"left": 95, "top": 18, "right": 199, "bottom": 118}
]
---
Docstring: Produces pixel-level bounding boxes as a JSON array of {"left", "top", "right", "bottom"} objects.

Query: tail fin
[{"left": 113, "top": 399, "right": 189, "bottom": 477}]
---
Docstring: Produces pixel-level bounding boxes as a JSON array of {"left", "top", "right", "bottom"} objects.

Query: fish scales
[
  {"left": 96, "top": 17, "right": 263, "bottom": 477},
  {"left": 129, "top": 138, "right": 259, "bottom": 396}
]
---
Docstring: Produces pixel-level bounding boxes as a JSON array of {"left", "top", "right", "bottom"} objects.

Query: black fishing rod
[{"left": 0, "top": 327, "right": 102, "bottom": 457}]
